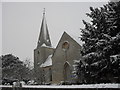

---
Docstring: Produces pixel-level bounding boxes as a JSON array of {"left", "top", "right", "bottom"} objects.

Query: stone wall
[
  {"left": 52, "top": 32, "right": 82, "bottom": 84},
  {"left": 1, "top": 87, "right": 119, "bottom": 90},
  {"left": 34, "top": 47, "right": 54, "bottom": 84}
]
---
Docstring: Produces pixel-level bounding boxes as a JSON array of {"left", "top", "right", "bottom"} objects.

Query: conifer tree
[{"left": 75, "top": 1, "right": 120, "bottom": 83}]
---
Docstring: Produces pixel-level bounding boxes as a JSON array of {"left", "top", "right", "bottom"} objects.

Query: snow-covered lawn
[{"left": 1, "top": 84, "right": 120, "bottom": 88}]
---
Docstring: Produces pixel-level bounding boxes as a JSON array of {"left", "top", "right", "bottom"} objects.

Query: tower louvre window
[{"left": 38, "top": 51, "right": 40, "bottom": 54}]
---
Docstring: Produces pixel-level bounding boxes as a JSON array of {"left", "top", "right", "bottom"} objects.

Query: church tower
[{"left": 34, "top": 9, "right": 54, "bottom": 84}]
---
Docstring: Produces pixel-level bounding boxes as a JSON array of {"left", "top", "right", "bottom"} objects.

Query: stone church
[{"left": 34, "top": 10, "right": 82, "bottom": 84}]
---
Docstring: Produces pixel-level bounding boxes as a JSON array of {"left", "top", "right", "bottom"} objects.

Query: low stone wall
[
  {"left": 1, "top": 84, "right": 120, "bottom": 90},
  {"left": 1, "top": 87, "right": 120, "bottom": 90}
]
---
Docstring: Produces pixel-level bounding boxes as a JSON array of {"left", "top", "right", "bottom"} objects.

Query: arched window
[{"left": 62, "top": 41, "right": 69, "bottom": 51}]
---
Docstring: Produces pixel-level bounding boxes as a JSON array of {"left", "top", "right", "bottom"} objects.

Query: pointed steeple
[{"left": 37, "top": 8, "right": 52, "bottom": 47}]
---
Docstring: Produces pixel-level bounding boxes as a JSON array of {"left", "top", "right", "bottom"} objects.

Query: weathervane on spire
[{"left": 43, "top": 8, "right": 45, "bottom": 15}]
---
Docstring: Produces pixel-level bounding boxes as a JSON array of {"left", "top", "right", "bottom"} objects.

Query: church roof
[
  {"left": 37, "top": 8, "right": 52, "bottom": 47},
  {"left": 63, "top": 31, "right": 83, "bottom": 46},
  {"left": 40, "top": 54, "right": 52, "bottom": 68}
]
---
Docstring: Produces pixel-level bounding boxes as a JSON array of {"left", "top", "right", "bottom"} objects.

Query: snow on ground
[
  {"left": 22, "top": 84, "right": 120, "bottom": 88},
  {"left": 0, "top": 85, "right": 12, "bottom": 87},
  {"left": 1, "top": 84, "right": 119, "bottom": 88}
]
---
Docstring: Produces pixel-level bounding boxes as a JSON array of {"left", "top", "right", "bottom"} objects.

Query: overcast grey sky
[{"left": 2, "top": 2, "right": 108, "bottom": 62}]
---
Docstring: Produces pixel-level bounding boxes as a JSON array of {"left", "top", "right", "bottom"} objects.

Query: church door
[{"left": 64, "top": 62, "right": 71, "bottom": 82}]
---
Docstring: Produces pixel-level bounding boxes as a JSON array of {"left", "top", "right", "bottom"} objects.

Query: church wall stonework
[
  {"left": 34, "top": 47, "right": 54, "bottom": 84},
  {"left": 52, "top": 32, "right": 82, "bottom": 84},
  {"left": 42, "top": 66, "right": 52, "bottom": 84},
  {"left": 34, "top": 11, "right": 83, "bottom": 84}
]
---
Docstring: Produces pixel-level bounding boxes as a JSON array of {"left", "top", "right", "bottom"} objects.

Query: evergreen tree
[{"left": 75, "top": 1, "right": 120, "bottom": 83}]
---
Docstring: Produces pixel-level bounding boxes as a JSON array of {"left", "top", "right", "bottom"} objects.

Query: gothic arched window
[{"left": 62, "top": 41, "right": 69, "bottom": 51}]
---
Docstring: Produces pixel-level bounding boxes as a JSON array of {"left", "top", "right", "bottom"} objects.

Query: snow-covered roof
[
  {"left": 40, "top": 55, "right": 52, "bottom": 68},
  {"left": 41, "top": 43, "right": 54, "bottom": 49},
  {"left": 41, "top": 43, "right": 47, "bottom": 47}
]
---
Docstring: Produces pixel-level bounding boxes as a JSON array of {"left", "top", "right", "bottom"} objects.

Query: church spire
[{"left": 37, "top": 8, "right": 52, "bottom": 47}]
